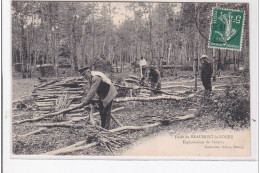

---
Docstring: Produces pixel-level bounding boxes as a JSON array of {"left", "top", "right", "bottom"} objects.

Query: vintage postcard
[{"left": 4, "top": 0, "right": 257, "bottom": 162}]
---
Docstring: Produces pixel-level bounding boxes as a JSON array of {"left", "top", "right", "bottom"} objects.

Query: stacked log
[{"left": 32, "top": 77, "right": 88, "bottom": 115}]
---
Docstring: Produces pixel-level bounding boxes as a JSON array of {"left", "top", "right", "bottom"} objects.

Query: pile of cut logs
[
  {"left": 30, "top": 75, "right": 143, "bottom": 117},
  {"left": 32, "top": 77, "right": 88, "bottom": 115},
  {"left": 31, "top": 75, "right": 141, "bottom": 114}
]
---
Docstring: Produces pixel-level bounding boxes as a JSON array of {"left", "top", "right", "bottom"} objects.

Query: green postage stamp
[{"left": 209, "top": 8, "right": 245, "bottom": 51}]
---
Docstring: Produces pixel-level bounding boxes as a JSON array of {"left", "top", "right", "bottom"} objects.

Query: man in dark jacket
[
  {"left": 79, "top": 66, "right": 117, "bottom": 129},
  {"left": 200, "top": 55, "right": 213, "bottom": 91},
  {"left": 148, "top": 65, "right": 161, "bottom": 90}
]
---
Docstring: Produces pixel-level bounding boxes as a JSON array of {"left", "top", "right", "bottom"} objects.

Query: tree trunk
[
  {"left": 218, "top": 49, "right": 222, "bottom": 70},
  {"left": 167, "top": 42, "right": 172, "bottom": 64},
  {"left": 134, "top": 6, "right": 138, "bottom": 61},
  {"left": 212, "top": 48, "right": 216, "bottom": 81},
  {"left": 233, "top": 51, "right": 236, "bottom": 71},
  {"left": 91, "top": 3, "right": 95, "bottom": 70},
  {"left": 149, "top": 4, "right": 153, "bottom": 61}
]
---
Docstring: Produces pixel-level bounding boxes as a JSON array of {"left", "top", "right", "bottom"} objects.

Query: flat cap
[{"left": 78, "top": 66, "right": 90, "bottom": 73}]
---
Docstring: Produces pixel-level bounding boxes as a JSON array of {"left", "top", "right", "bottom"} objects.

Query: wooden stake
[
  {"left": 212, "top": 48, "right": 216, "bottom": 81},
  {"left": 88, "top": 104, "right": 95, "bottom": 125},
  {"left": 194, "top": 57, "right": 199, "bottom": 91},
  {"left": 111, "top": 114, "right": 123, "bottom": 127}
]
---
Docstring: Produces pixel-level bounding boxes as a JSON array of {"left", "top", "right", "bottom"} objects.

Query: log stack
[
  {"left": 32, "top": 77, "right": 88, "bottom": 115},
  {"left": 29, "top": 74, "right": 196, "bottom": 115},
  {"left": 31, "top": 75, "right": 142, "bottom": 116}
]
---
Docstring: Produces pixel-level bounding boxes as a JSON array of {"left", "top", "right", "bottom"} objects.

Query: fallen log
[
  {"left": 42, "top": 140, "right": 88, "bottom": 155},
  {"left": 68, "top": 113, "right": 85, "bottom": 117},
  {"left": 115, "top": 84, "right": 176, "bottom": 96},
  {"left": 36, "top": 122, "right": 74, "bottom": 128},
  {"left": 172, "top": 90, "right": 193, "bottom": 94},
  {"left": 43, "top": 142, "right": 98, "bottom": 155},
  {"left": 114, "top": 94, "right": 195, "bottom": 103},
  {"left": 161, "top": 85, "right": 203, "bottom": 89},
  {"left": 17, "top": 128, "right": 48, "bottom": 138},
  {"left": 218, "top": 75, "right": 242, "bottom": 79},
  {"left": 162, "top": 79, "right": 195, "bottom": 85},
  {"left": 111, "top": 114, "right": 123, "bottom": 127},
  {"left": 33, "top": 91, "right": 84, "bottom": 95},
  {"left": 37, "top": 87, "right": 83, "bottom": 92},
  {"left": 161, "top": 83, "right": 248, "bottom": 92},
  {"left": 213, "top": 83, "right": 250, "bottom": 89},
  {"left": 13, "top": 103, "right": 85, "bottom": 125},
  {"left": 175, "top": 113, "right": 195, "bottom": 120},
  {"left": 110, "top": 122, "right": 161, "bottom": 133},
  {"left": 36, "top": 96, "right": 82, "bottom": 101}
]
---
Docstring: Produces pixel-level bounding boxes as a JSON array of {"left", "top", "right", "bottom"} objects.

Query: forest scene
[{"left": 12, "top": 1, "right": 250, "bottom": 156}]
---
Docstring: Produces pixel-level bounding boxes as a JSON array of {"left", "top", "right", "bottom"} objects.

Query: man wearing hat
[
  {"left": 79, "top": 66, "right": 118, "bottom": 129},
  {"left": 200, "top": 55, "right": 213, "bottom": 91},
  {"left": 148, "top": 65, "right": 161, "bottom": 90}
]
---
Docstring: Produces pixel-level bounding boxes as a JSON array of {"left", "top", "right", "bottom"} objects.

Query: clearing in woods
[{"left": 12, "top": 69, "right": 250, "bottom": 156}]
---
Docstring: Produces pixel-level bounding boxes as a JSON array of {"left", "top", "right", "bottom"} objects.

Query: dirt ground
[{"left": 12, "top": 68, "right": 250, "bottom": 156}]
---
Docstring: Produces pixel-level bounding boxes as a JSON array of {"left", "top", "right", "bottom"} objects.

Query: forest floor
[{"left": 12, "top": 68, "right": 250, "bottom": 156}]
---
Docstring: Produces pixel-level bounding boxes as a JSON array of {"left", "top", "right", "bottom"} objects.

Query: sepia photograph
[{"left": 9, "top": 0, "right": 255, "bottom": 158}]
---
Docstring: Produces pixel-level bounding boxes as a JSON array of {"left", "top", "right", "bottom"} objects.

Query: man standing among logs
[
  {"left": 148, "top": 65, "right": 161, "bottom": 90},
  {"left": 139, "top": 56, "right": 147, "bottom": 78},
  {"left": 79, "top": 66, "right": 118, "bottom": 129},
  {"left": 200, "top": 55, "right": 213, "bottom": 92}
]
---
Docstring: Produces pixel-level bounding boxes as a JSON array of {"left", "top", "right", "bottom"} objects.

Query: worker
[
  {"left": 79, "top": 66, "right": 118, "bottom": 129},
  {"left": 139, "top": 56, "right": 147, "bottom": 77},
  {"left": 148, "top": 65, "right": 161, "bottom": 90},
  {"left": 200, "top": 55, "right": 213, "bottom": 92}
]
